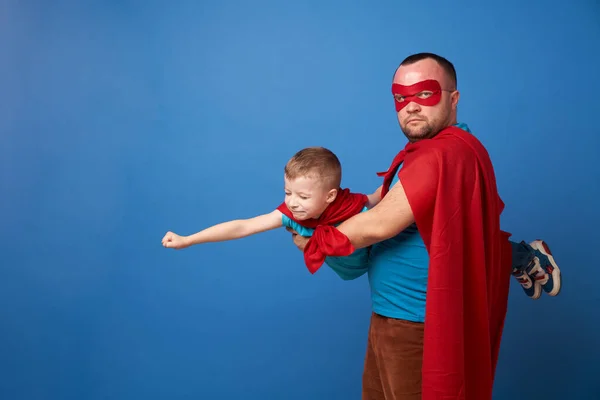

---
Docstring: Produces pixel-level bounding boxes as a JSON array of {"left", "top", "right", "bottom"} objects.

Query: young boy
[{"left": 162, "top": 146, "right": 561, "bottom": 299}]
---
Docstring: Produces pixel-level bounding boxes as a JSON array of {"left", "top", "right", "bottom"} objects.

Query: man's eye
[
  {"left": 417, "top": 91, "right": 433, "bottom": 98},
  {"left": 300, "top": 196, "right": 309, "bottom": 200},
  {"left": 394, "top": 94, "right": 405, "bottom": 102}
]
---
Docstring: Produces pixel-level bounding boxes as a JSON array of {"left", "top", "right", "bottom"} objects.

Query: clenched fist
[{"left": 162, "top": 231, "right": 190, "bottom": 249}]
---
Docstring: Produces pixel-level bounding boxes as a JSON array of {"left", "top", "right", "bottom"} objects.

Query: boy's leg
[
  {"left": 510, "top": 240, "right": 542, "bottom": 299},
  {"left": 529, "top": 240, "right": 562, "bottom": 296}
]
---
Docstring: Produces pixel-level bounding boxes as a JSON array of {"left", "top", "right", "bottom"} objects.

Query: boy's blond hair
[{"left": 284, "top": 147, "right": 342, "bottom": 190}]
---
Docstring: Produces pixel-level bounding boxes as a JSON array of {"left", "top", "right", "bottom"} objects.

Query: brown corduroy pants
[{"left": 361, "top": 312, "right": 424, "bottom": 400}]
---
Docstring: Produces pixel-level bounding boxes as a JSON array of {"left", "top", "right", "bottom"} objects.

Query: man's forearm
[
  {"left": 336, "top": 183, "right": 415, "bottom": 249},
  {"left": 335, "top": 211, "right": 391, "bottom": 249}
]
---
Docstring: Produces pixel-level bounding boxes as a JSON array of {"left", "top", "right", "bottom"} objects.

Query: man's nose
[{"left": 404, "top": 101, "right": 421, "bottom": 113}]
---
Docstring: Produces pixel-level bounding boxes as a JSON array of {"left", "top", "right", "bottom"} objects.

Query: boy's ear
[{"left": 326, "top": 188, "right": 338, "bottom": 204}]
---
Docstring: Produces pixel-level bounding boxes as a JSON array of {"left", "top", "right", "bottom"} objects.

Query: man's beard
[
  {"left": 400, "top": 115, "right": 451, "bottom": 142},
  {"left": 401, "top": 122, "right": 436, "bottom": 142}
]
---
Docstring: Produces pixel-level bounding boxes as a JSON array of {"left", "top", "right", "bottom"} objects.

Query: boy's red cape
[
  {"left": 304, "top": 126, "right": 512, "bottom": 399},
  {"left": 277, "top": 188, "right": 368, "bottom": 272}
]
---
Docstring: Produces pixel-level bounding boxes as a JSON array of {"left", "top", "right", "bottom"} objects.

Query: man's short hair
[
  {"left": 399, "top": 52, "right": 457, "bottom": 89},
  {"left": 284, "top": 146, "right": 342, "bottom": 189}
]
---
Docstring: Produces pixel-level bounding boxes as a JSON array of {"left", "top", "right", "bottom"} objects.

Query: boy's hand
[{"left": 162, "top": 231, "right": 190, "bottom": 249}]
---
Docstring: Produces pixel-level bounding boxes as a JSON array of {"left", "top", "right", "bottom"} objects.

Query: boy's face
[{"left": 284, "top": 175, "right": 337, "bottom": 220}]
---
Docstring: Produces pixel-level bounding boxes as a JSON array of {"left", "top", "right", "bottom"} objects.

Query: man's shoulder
[{"left": 417, "top": 127, "right": 484, "bottom": 161}]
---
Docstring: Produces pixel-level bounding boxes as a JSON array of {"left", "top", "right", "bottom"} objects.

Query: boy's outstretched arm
[
  {"left": 162, "top": 210, "right": 283, "bottom": 249},
  {"left": 366, "top": 185, "right": 383, "bottom": 209}
]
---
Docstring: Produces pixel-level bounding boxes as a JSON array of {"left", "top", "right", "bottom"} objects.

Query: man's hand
[
  {"left": 162, "top": 231, "right": 190, "bottom": 249},
  {"left": 285, "top": 226, "right": 309, "bottom": 251}
]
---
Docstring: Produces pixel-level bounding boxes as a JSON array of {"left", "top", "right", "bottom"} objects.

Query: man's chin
[
  {"left": 402, "top": 123, "right": 438, "bottom": 140},
  {"left": 403, "top": 130, "right": 430, "bottom": 141}
]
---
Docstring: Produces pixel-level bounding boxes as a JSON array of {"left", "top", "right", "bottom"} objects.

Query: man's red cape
[
  {"left": 277, "top": 188, "right": 368, "bottom": 272},
  {"left": 305, "top": 126, "right": 512, "bottom": 399}
]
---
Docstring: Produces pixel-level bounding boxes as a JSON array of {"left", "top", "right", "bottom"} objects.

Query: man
[{"left": 291, "top": 53, "right": 513, "bottom": 400}]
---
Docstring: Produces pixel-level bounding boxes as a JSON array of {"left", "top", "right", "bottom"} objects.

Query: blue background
[{"left": 2, "top": 1, "right": 599, "bottom": 399}]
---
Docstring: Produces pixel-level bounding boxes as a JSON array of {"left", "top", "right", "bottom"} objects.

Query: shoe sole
[
  {"left": 532, "top": 281, "right": 542, "bottom": 299},
  {"left": 513, "top": 270, "right": 541, "bottom": 300},
  {"left": 530, "top": 240, "right": 561, "bottom": 296},
  {"left": 529, "top": 276, "right": 542, "bottom": 300}
]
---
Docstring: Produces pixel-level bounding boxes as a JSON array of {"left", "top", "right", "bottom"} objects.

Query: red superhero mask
[{"left": 391, "top": 79, "right": 442, "bottom": 112}]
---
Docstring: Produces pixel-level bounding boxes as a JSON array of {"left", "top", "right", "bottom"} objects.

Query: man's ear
[
  {"left": 326, "top": 188, "right": 338, "bottom": 204},
  {"left": 451, "top": 90, "right": 460, "bottom": 110}
]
